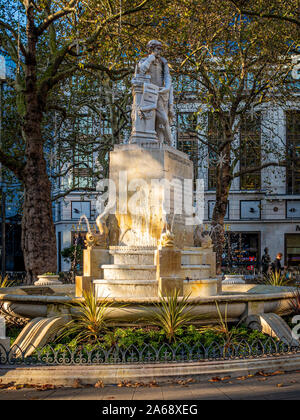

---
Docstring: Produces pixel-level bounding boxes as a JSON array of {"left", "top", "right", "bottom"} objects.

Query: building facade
[{"left": 53, "top": 99, "right": 300, "bottom": 273}]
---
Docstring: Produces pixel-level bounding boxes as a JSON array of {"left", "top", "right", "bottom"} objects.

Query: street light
[{"left": 0, "top": 55, "right": 6, "bottom": 278}]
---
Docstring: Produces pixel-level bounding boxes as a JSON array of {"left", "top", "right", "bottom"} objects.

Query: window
[
  {"left": 177, "top": 113, "right": 199, "bottom": 182},
  {"left": 174, "top": 75, "right": 198, "bottom": 95},
  {"left": 240, "top": 113, "right": 261, "bottom": 190},
  {"left": 285, "top": 234, "right": 300, "bottom": 267},
  {"left": 207, "top": 113, "right": 223, "bottom": 191},
  {"left": 73, "top": 143, "right": 94, "bottom": 189},
  {"left": 240, "top": 200, "right": 261, "bottom": 220},
  {"left": 286, "top": 111, "right": 300, "bottom": 195},
  {"left": 71, "top": 231, "right": 88, "bottom": 271},
  {"left": 208, "top": 200, "right": 229, "bottom": 220},
  {"left": 71, "top": 201, "right": 91, "bottom": 219},
  {"left": 56, "top": 202, "right": 62, "bottom": 222},
  {"left": 286, "top": 200, "right": 300, "bottom": 219},
  {"left": 223, "top": 232, "right": 260, "bottom": 270}
]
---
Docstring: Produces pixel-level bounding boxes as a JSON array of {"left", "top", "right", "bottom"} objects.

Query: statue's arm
[{"left": 138, "top": 55, "right": 156, "bottom": 74}]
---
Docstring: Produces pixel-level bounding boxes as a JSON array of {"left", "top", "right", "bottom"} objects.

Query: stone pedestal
[
  {"left": 75, "top": 276, "right": 93, "bottom": 297},
  {"left": 76, "top": 248, "right": 110, "bottom": 297},
  {"left": 109, "top": 144, "right": 194, "bottom": 248},
  {"left": 83, "top": 248, "right": 110, "bottom": 278},
  {"left": 0, "top": 337, "right": 10, "bottom": 359},
  {"left": 156, "top": 247, "right": 183, "bottom": 297}
]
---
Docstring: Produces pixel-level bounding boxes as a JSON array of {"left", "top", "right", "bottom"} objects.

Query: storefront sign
[{"left": 204, "top": 224, "right": 231, "bottom": 231}]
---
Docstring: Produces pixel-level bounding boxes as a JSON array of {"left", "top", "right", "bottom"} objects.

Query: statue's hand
[
  {"left": 148, "top": 54, "right": 157, "bottom": 62},
  {"left": 159, "top": 87, "right": 170, "bottom": 94}
]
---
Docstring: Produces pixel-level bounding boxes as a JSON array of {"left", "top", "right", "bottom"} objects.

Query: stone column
[
  {"left": 75, "top": 247, "right": 110, "bottom": 297},
  {"left": 156, "top": 247, "right": 183, "bottom": 296}
]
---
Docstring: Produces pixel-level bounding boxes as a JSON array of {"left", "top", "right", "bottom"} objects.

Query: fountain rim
[{"left": 0, "top": 286, "right": 297, "bottom": 306}]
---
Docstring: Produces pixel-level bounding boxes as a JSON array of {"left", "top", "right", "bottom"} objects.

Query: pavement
[{"left": 1, "top": 370, "right": 300, "bottom": 400}]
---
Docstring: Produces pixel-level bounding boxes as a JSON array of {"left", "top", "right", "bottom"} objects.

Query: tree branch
[
  {"left": 37, "top": 0, "right": 79, "bottom": 35},
  {"left": 0, "top": 20, "right": 27, "bottom": 58},
  {"left": 0, "top": 150, "right": 25, "bottom": 180}
]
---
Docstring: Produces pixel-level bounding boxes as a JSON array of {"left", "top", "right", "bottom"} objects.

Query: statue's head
[{"left": 147, "top": 40, "right": 163, "bottom": 56}]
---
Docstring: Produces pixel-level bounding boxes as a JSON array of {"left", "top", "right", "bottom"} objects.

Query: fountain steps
[
  {"left": 93, "top": 278, "right": 219, "bottom": 298},
  {"left": 101, "top": 264, "right": 156, "bottom": 281},
  {"left": 109, "top": 248, "right": 213, "bottom": 266},
  {"left": 101, "top": 264, "right": 212, "bottom": 281}
]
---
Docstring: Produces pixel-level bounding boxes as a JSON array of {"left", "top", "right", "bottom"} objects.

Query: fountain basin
[{"left": 0, "top": 284, "right": 295, "bottom": 326}]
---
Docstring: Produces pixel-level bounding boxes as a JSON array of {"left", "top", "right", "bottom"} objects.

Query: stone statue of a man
[{"left": 133, "top": 40, "right": 174, "bottom": 145}]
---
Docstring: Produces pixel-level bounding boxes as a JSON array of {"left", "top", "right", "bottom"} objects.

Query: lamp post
[{"left": 0, "top": 55, "right": 6, "bottom": 278}]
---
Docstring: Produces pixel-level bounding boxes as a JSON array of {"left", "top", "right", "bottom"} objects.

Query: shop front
[
  {"left": 285, "top": 234, "right": 300, "bottom": 267},
  {"left": 223, "top": 231, "right": 260, "bottom": 271}
]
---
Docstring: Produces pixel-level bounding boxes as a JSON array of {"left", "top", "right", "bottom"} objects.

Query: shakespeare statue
[{"left": 130, "top": 40, "right": 174, "bottom": 145}]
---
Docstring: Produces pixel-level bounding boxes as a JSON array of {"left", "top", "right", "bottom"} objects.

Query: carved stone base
[
  {"left": 34, "top": 275, "right": 62, "bottom": 286},
  {"left": 0, "top": 337, "right": 10, "bottom": 355},
  {"left": 75, "top": 276, "right": 93, "bottom": 298},
  {"left": 245, "top": 313, "right": 299, "bottom": 347}
]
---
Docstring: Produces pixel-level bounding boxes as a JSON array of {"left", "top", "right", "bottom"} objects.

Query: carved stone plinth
[
  {"left": 156, "top": 247, "right": 183, "bottom": 297},
  {"left": 110, "top": 143, "right": 194, "bottom": 248},
  {"left": 83, "top": 248, "right": 110, "bottom": 278},
  {"left": 75, "top": 276, "right": 93, "bottom": 298}
]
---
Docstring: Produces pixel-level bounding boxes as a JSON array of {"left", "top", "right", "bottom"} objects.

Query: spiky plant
[
  {"left": 58, "top": 290, "right": 112, "bottom": 344},
  {"left": 264, "top": 271, "right": 292, "bottom": 287},
  {"left": 145, "top": 290, "right": 196, "bottom": 343},
  {"left": 0, "top": 275, "right": 14, "bottom": 288}
]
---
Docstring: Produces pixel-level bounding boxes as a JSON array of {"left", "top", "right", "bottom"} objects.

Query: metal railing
[{"left": 1, "top": 339, "right": 300, "bottom": 366}]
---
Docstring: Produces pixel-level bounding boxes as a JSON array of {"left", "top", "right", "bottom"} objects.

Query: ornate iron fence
[{"left": 1, "top": 339, "right": 300, "bottom": 366}]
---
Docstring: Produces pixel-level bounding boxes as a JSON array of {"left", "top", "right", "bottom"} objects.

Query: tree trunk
[
  {"left": 22, "top": 141, "right": 57, "bottom": 284},
  {"left": 20, "top": 7, "right": 57, "bottom": 284},
  {"left": 211, "top": 144, "right": 231, "bottom": 275}
]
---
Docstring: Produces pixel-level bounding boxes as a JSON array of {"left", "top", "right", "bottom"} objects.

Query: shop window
[
  {"left": 285, "top": 234, "right": 300, "bottom": 267},
  {"left": 223, "top": 232, "right": 260, "bottom": 270}
]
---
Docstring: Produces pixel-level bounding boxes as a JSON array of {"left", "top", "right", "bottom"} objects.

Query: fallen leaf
[
  {"left": 73, "top": 379, "right": 83, "bottom": 388},
  {"left": 209, "top": 377, "right": 222, "bottom": 382},
  {"left": 94, "top": 380, "right": 104, "bottom": 388},
  {"left": 149, "top": 380, "right": 159, "bottom": 388}
]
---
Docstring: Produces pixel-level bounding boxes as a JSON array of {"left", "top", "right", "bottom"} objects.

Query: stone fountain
[
  {"left": 76, "top": 142, "right": 218, "bottom": 301},
  {"left": 76, "top": 39, "right": 218, "bottom": 301},
  {"left": 0, "top": 40, "right": 298, "bottom": 355}
]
